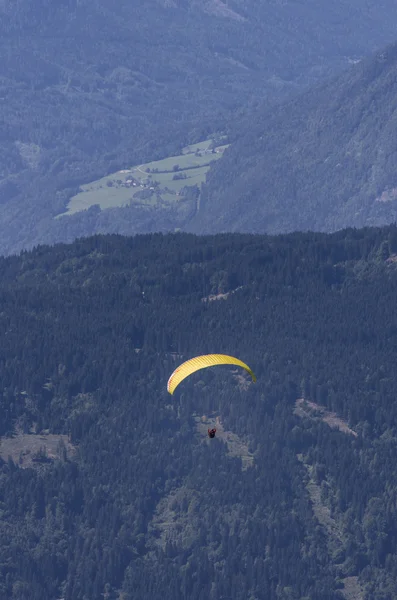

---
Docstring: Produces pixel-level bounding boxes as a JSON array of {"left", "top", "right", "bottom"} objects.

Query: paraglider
[
  {"left": 167, "top": 354, "right": 255, "bottom": 439},
  {"left": 167, "top": 353, "right": 256, "bottom": 394}
]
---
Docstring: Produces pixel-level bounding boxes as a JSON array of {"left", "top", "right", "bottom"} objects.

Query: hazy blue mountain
[
  {"left": 2, "top": 0, "right": 397, "bottom": 253},
  {"left": 190, "top": 42, "right": 397, "bottom": 235},
  {"left": 1, "top": 227, "right": 397, "bottom": 598}
]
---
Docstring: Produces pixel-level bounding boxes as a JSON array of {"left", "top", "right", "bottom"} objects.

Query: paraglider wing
[{"left": 167, "top": 354, "right": 256, "bottom": 395}]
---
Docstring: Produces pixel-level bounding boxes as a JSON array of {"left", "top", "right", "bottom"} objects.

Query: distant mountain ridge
[
  {"left": 2, "top": 0, "right": 397, "bottom": 252},
  {"left": 190, "top": 42, "right": 397, "bottom": 234}
]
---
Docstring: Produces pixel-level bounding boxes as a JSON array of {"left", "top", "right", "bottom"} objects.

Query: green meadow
[{"left": 57, "top": 138, "right": 228, "bottom": 218}]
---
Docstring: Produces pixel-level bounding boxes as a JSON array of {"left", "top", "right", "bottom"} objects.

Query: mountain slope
[
  {"left": 191, "top": 42, "right": 397, "bottom": 235},
  {"left": 1, "top": 227, "right": 397, "bottom": 597},
  {"left": 2, "top": 1, "right": 397, "bottom": 252}
]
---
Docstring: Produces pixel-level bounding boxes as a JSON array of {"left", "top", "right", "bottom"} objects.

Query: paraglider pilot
[{"left": 208, "top": 428, "right": 217, "bottom": 439}]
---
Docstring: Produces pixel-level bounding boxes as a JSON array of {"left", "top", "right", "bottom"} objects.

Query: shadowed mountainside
[
  {"left": 2, "top": 0, "right": 397, "bottom": 252},
  {"left": 191, "top": 42, "right": 397, "bottom": 235}
]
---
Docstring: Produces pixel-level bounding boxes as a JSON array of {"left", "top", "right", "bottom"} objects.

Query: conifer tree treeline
[{"left": 1, "top": 227, "right": 397, "bottom": 598}]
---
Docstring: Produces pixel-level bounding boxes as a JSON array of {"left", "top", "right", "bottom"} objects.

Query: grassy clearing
[
  {"left": 64, "top": 180, "right": 133, "bottom": 215},
  {"left": 194, "top": 413, "right": 254, "bottom": 470},
  {"left": 57, "top": 137, "right": 229, "bottom": 218},
  {"left": 181, "top": 140, "right": 213, "bottom": 154},
  {"left": 0, "top": 432, "right": 76, "bottom": 468},
  {"left": 294, "top": 398, "right": 357, "bottom": 437},
  {"left": 143, "top": 152, "right": 216, "bottom": 172},
  {"left": 297, "top": 455, "right": 364, "bottom": 600},
  {"left": 181, "top": 137, "right": 226, "bottom": 154},
  {"left": 152, "top": 165, "right": 209, "bottom": 191}
]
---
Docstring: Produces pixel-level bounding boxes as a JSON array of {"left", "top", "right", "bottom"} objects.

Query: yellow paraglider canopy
[{"left": 167, "top": 354, "right": 256, "bottom": 395}]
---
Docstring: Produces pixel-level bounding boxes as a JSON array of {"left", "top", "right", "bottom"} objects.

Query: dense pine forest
[{"left": 2, "top": 228, "right": 397, "bottom": 598}]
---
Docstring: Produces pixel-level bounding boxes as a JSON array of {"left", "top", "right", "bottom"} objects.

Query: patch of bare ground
[
  {"left": 149, "top": 485, "right": 246, "bottom": 561},
  {"left": 297, "top": 455, "right": 364, "bottom": 600},
  {"left": 0, "top": 432, "right": 76, "bottom": 468},
  {"left": 202, "top": 291, "right": 230, "bottom": 302},
  {"left": 341, "top": 577, "right": 364, "bottom": 600},
  {"left": 148, "top": 487, "right": 200, "bottom": 551},
  {"left": 231, "top": 370, "right": 251, "bottom": 391},
  {"left": 375, "top": 187, "right": 397, "bottom": 203},
  {"left": 194, "top": 413, "right": 254, "bottom": 469},
  {"left": 295, "top": 400, "right": 363, "bottom": 598},
  {"left": 386, "top": 253, "right": 397, "bottom": 264},
  {"left": 297, "top": 456, "right": 344, "bottom": 544},
  {"left": 294, "top": 398, "right": 357, "bottom": 437},
  {"left": 202, "top": 0, "right": 246, "bottom": 21},
  {"left": 201, "top": 286, "right": 243, "bottom": 303}
]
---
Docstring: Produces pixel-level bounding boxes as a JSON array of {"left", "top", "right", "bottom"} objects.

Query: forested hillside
[
  {"left": 2, "top": 0, "right": 397, "bottom": 252},
  {"left": 193, "top": 41, "right": 397, "bottom": 235},
  {"left": 1, "top": 228, "right": 397, "bottom": 598}
]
